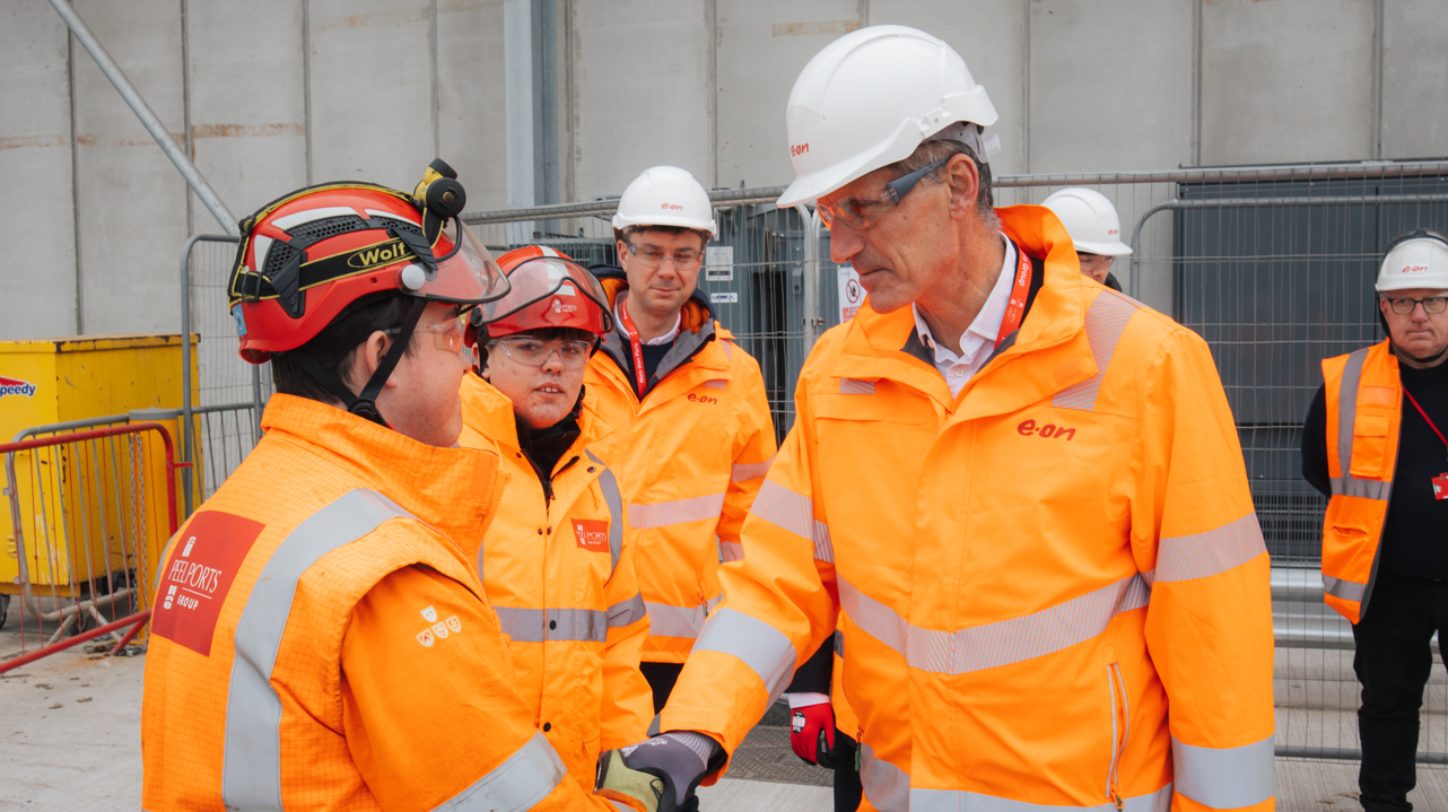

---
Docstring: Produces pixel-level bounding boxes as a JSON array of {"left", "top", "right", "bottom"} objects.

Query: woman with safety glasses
[{"left": 458, "top": 245, "right": 654, "bottom": 797}]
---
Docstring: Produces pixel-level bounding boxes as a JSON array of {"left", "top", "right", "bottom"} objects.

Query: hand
[
  {"left": 596, "top": 732, "right": 720, "bottom": 812},
  {"left": 790, "top": 700, "right": 841, "bottom": 768}
]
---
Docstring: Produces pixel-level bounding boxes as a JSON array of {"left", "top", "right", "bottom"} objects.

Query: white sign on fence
[
  {"left": 710, "top": 291, "right": 739, "bottom": 304},
  {"left": 838, "top": 264, "right": 864, "bottom": 322},
  {"left": 706, "top": 246, "right": 734, "bottom": 281}
]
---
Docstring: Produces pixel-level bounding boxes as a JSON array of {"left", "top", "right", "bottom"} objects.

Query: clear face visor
[
  {"left": 472, "top": 256, "right": 611, "bottom": 326},
  {"left": 405, "top": 220, "right": 511, "bottom": 305}
]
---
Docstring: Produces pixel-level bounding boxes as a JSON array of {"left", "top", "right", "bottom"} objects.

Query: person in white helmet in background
[
  {"left": 582, "top": 166, "right": 778, "bottom": 728},
  {"left": 1302, "top": 229, "right": 1448, "bottom": 812},
  {"left": 596, "top": 24, "right": 1273, "bottom": 812},
  {"left": 1042, "top": 186, "right": 1132, "bottom": 292}
]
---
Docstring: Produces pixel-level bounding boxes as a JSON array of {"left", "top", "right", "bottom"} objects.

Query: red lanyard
[
  {"left": 1403, "top": 386, "right": 1448, "bottom": 456},
  {"left": 618, "top": 297, "right": 650, "bottom": 395},
  {"left": 994, "top": 246, "right": 1033, "bottom": 349}
]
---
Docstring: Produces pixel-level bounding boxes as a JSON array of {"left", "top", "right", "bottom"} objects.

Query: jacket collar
[
  {"left": 458, "top": 371, "right": 615, "bottom": 454},
  {"left": 259, "top": 393, "right": 502, "bottom": 559},
  {"left": 830, "top": 204, "right": 1096, "bottom": 417},
  {"left": 590, "top": 265, "right": 727, "bottom": 396}
]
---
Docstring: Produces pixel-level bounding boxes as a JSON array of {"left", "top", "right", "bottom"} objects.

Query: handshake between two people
[{"left": 595, "top": 731, "right": 725, "bottom": 812}]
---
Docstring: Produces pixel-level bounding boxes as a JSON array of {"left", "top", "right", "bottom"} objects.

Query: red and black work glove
[{"left": 789, "top": 696, "right": 842, "bottom": 769}]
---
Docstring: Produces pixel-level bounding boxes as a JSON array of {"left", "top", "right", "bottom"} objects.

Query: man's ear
[
  {"left": 943, "top": 153, "right": 981, "bottom": 222},
  {"left": 342, "top": 331, "right": 391, "bottom": 394}
]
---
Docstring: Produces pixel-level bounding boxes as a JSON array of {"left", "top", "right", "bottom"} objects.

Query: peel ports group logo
[{"left": 0, "top": 376, "right": 37, "bottom": 399}]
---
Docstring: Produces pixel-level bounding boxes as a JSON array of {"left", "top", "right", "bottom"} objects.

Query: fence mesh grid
[{"left": 182, "top": 162, "right": 1448, "bottom": 763}]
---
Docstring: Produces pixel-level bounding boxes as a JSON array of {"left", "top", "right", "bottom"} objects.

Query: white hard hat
[
  {"left": 776, "top": 25, "right": 999, "bottom": 209},
  {"left": 1041, "top": 187, "right": 1132, "bottom": 257},
  {"left": 611, "top": 166, "right": 717, "bottom": 238},
  {"left": 1376, "top": 231, "right": 1448, "bottom": 292}
]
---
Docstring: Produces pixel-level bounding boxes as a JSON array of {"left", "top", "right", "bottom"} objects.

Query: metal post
[
  {"left": 796, "top": 204, "right": 821, "bottom": 351},
  {"left": 251, "top": 366, "right": 265, "bottom": 444},
  {"left": 178, "top": 234, "right": 237, "bottom": 515},
  {"left": 49, "top": 0, "right": 240, "bottom": 237}
]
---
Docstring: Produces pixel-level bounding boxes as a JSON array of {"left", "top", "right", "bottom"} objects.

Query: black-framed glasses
[
  {"left": 624, "top": 242, "right": 703, "bottom": 270},
  {"left": 490, "top": 336, "right": 597, "bottom": 369},
  {"left": 816, "top": 155, "right": 951, "bottom": 231},
  {"left": 1385, "top": 296, "right": 1448, "bottom": 315}
]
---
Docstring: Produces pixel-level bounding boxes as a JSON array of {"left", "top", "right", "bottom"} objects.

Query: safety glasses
[
  {"left": 624, "top": 242, "right": 704, "bottom": 270},
  {"left": 387, "top": 315, "right": 468, "bottom": 353},
  {"left": 489, "top": 336, "right": 597, "bottom": 369},
  {"left": 816, "top": 155, "right": 951, "bottom": 231}
]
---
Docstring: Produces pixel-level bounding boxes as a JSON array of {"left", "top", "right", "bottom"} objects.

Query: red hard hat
[
  {"left": 468, "top": 245, "right": 613, "bottom": 342},
  {"left": 227, "top": 176, "right": 508, "bottom": 364}
]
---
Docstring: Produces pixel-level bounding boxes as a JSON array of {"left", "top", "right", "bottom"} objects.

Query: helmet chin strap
[{"left": 290, "top": 297, "right": 428, "bottom": 427}]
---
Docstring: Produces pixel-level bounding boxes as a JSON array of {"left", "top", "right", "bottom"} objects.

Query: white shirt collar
[
  {"left": 614, "top": 295, "right": 681, "bottom": 346},
  {"left": 912, "top": 235, "right": 1017, "bottom": 367}
]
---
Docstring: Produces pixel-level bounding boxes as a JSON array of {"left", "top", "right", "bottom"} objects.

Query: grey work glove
[{"left": 595, "top": 731, "right": 723, "bottom": 812}]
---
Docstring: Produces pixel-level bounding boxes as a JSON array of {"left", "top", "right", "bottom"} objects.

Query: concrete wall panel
[
  {"left": 1201, "top": 0, "right": 1374, "bottom": 166},
  {"left": 570, "top": 0, "right": 712, "bottom": 201},
  {"left": 308, "top": 0, "right": 436, "bottom": 190},
  {"left": 0, "top": 3, "right": 77, "bottom": 339},
  {"left": 1029, "top": 0, "right": 1194, "bottom": 174},
  {"left": 869, "top": 0, "right": 1029, "bottom": 177},
  {"left": 714, "top": 0, "right": 859, "bottom": 191},
  {"left": 1381, "top": 0, "right": 1448, "bottom": 160},
  {"left": 71, "top": 0, "right": 189, "bottom": 336},
  {"left": 437, "top": 0, "right": 509, "bottom": 210},
  {"left": 185, "top": 0, "right": 309, "bottom": 232}
]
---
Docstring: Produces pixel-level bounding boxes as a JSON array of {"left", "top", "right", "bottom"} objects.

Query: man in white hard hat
[
  {"left": 1043, "top": 187, "right": 1132, "bottom": 292},
  {"left": 1302, "top": 229, "right": 1448, "bottom": 812},
  {"left": 582, "top": 166, "right": 777, "bottom": 722},
  {"left": 596, "top": 24, "right": 1274, "bottom": 812}
]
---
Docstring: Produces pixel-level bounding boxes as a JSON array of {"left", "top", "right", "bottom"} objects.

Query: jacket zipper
[{"left": 1106, "top": 661, "right": 1130, "bottom": 809}]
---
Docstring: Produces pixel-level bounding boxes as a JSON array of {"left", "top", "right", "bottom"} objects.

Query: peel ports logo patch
[{"left": 0, "top": 376, "right": 37, "bottom": 399}]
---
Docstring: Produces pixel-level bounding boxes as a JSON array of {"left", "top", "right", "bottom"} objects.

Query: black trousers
[
  {"left": 1353, "top": 573, "right": 1448, "bottom": 812},
  {"left": 833, "top": 731, "right": 863, "bottom": 812},
  {"left": 640, "top": 661, "right": 684, "bottom": 715}
]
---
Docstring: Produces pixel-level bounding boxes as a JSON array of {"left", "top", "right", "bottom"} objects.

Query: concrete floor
[{"left": 4, "top": 613, "right": 1448, "bottom": 812}]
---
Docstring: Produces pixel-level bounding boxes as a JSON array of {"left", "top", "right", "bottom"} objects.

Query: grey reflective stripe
[
  {"left": 838, "top": 573, "right": 1150, "bottom": 674},
  {"left": 645, "top": 600, "right": 709, "bottom": 638},
  {"left": 222, "top": 489, "right": 412, "bottom": 809},
  {"left": 692, "top": 607, "right": 796, "bottom": 702},
  {"left": 1053, "top": 290, "right": 1140, "bottom": 412},
  {"left": 911, "top": 782, "right": 1174, "bottom": 812},
  {"left": 704, "top": 379, "right": 727, "bottom": 390},
  {"left": 1330, "top": 476, "right": 1391, "bottom": 500},
  {"left": 833, "top": 629, "right": 844, "bottom": 657},
  {"left": 586, "top": 450, "right": 625, "bottom": 574},
  {"left": 1331, "top": 348, "right": 1391, "bottom": 502},
  {"left": 859, "top": 742, "right": 910, "bottom": 812},
  {"left": 720, "top": 540, "right": 745, "bottom": 562},
  {"left": 627, "top": 492, "right": 726, "bottom": 529},
  {"left": 494, "top": 606, "right": 608, "bottom": 643},
  {"left": 434, "top": 731, "right": 567, "bottom": 811},
  {"left": 749, "top": 480, "right": 834, "bottom": 563},
  {"left": 607, "top": 593, "right": 647, "bottom": 628},
  {"left": 1154, "top": 512, "right": 1267, "bottom": 583},
  {"left": 1172, "top": 734, "right": 1275, "bottom": 809},
  {"left": 839, "top": 378, "right": 876, "bottom": 395},
  {"left": 731, "top": 454, "right": 776, "bottom": 482},
  {"left": 1323, "top": 574, "right": 1366, "bottom": 602}
]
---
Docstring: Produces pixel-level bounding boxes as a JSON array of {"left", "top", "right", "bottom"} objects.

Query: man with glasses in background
[
  {"left": 1303, "top": 230, "right": 1448, "bottom": 812},
  {"left": 584, "top": 166, "right": 777, "bottom": 720}
]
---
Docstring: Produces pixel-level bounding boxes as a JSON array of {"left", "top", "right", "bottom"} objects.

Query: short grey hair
[{"left": 883, "top": 137, "right": 999, "bottom": 229}]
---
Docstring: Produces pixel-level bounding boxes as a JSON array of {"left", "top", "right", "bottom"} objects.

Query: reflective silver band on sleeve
[
  {"left": 627, "top": 492, "right": 727, "bottom": 529},
  {"left": 434, "top": 731, "right": 567, "bottom": 811},
  {"left": 1172, "top": 734, "right": 1275, "bottom": 809},
  {"left": 585, "top": 449, "right": 625, "bottom": 574},
  {"left": 720, "top": 540, "right": 745, "bottom": 562},
  {"left": 859, "top": 742, "right": 910, "bottom": 812},
  {"left": 910, "top": 782, "right": 1173, "bottom": 812},
  {"left": 1154, "top": 512, "right": 1267, "bottom": 583},
  {"left": 1323, "top": 574, "right": 1367, "bottom": 602},
  {"left": 223, "top": 489, "right": 411, "bottom": 810},
  {"left": 494, "top": 606, "right": 608, "bottom": 643},
  {"left": 833, "top": 628, "right": 843, "bottom": 657},
  {"left": 749, "top": 480, "right": 834, "bottom": 563},
  {"left": 644, "top": 600, "right": 709, "bottom": 639},
  {"left": 730, "top": 455, "right": 776, "bottom": 482},
  {"left": 691, "top": 607, "right": 796, "bottom": 702},
  {"left": 607, "top": 593, "right": 647, "bottom": 628}
]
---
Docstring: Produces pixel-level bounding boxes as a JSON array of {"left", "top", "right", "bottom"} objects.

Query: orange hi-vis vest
[
  {"left": 141, "top": 394, "right": 611, "bottom": 811},
  {"left": 1321, "top": 340, "right": 1403, "bottom": 624},
  {"left": 457, "top": 374, "right": 653, "bottom": 786},
  {"left": 584, "top": 284, "right": 778, "bottom": 663},
  {"left": 660, "top": 206, "right": 1276, "bottom": 812}
]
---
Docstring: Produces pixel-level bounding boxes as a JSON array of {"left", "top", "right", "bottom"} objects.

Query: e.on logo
[
  {"left": 1017, "top": 418, "right": 1076, "bottom": 441},
  {"left": 1404, "top": 265, "right": 1430, "bottom": 274},
  {"left": 661, "top": 202, "right": 683, "bottom": 211},
  {"left": 790, "top": 143, "right": 810, "bottom": 157}
]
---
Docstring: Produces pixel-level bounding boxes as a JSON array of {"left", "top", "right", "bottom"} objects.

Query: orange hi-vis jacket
[
  {"left": 1320, "top": 340, "right": 1402, "bottom": 624},
  {"left": 141, "top": 394, "right": 614, "bottom": 812},
  {"left": 457, "top": 374, "right": 654, "bottom": 786},
  {"left": 584, "top": 275, "right": 778, "bottom": 663},
  {"left": 660, "top": 206, "right": 1276, "bottom": 812}
]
